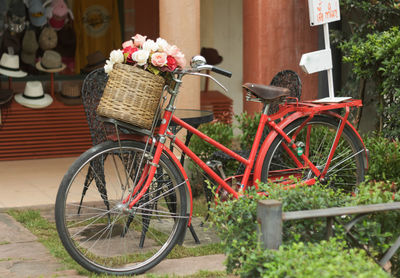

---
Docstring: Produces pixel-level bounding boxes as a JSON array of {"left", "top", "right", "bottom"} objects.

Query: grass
[
  {"left": 192, "top": 195, "right": 210, "bottom": 218},
  {"left": 144, "top": 270, "right": 234, "bottom": 278},
  {"left": 7, "top": 196, "right": 225, "bottom": 278}
]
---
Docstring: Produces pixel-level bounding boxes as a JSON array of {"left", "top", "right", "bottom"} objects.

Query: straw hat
[
  {"left": 0, "top": 53, "right": 27, "bottom": 77},
  {"left": 14, "top": 81, "right": 53, "bottom": 109},
  {"left": 36, "top": 50, "right": 66, "bottom": 72},
  {"left": 56, "top": 82, "right": 82, "bottom": 105},
  {"left": 81, "top": 51, "right": 106, "bottom": 73}
]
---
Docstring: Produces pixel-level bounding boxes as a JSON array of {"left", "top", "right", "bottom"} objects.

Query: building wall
[
  {"left": 122, "top": 0, "right": 318, "bottom": 114},
  {"left": 200, "top": 0, "right": 243, "bottom": 116},
  {"left": 243, "top": 0, "right": 319, "bottom": 113},
  {"left": 201, "top": 0, "right": 318, "bottom": 115}
]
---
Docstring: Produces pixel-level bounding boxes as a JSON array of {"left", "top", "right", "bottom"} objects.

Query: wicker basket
[{"left": 97, "top": 63, "right": 165, "bottom": 130}]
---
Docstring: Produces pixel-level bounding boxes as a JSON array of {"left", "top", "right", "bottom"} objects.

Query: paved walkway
[
  {"left": 0, "top": 213, "right": 83, "bottom": 278},
  {"left": 0, "top": 157, "right": 226, "bottom": 277}
]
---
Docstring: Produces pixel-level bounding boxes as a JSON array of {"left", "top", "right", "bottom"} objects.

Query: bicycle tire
[
  {"left": 261, "top": 115, "right": 366, "bottom": 192},
  {"left": 55, "top": 140, "right": 188, "bottom": 275}
]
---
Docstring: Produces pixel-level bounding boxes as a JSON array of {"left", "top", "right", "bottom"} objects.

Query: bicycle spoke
[
  {"left": 327, "top": 149, "right": 364, "bottom": 175},
  {"left": 56, "top": 141, "right": 187, "bottom": 274},
  {"left": 263, "top": 116, "right": 365, "bottom": 192}
]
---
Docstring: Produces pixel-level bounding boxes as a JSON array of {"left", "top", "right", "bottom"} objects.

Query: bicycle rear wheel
[
  {"left": 55, "top": 140, "right": 188, "bottom": 275},
  {"left": 261, "top": 115, "right": 366, "bottom": 192}
]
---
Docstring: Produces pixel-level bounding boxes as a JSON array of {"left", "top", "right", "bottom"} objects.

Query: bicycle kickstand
[{"left": 189, "top": 224, "right": 201, "bottom": 244}]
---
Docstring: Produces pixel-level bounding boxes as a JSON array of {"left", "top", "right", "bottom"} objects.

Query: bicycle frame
[{"left": 120, "top": 98, "right": 367, "bottom": 216}]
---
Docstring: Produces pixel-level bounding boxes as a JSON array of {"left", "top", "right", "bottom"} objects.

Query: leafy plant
[
  {"left": 210, "top": 180, "right": 400, "bottom": 276},
  {"left": 339, "top": 27, "right": 400, "bottom": 136},
  {"left": 209, "top": 181, "right": 350, "bottom": 274},
  {"left": 333, "top": 1, "right": 400, "bottom": 135},
  {"left": 189, "top": 121, "right": 233, "bottom": 160},
  {"left": 188, "top": 121, "right": 233, "bottom": 197},
  {"left": 241, "top": 238, "right": 389, "bottom": 278},
  {"left": 339, "top": 0, "right": 400, "bottom": 36},
  {"left": 347, "top": 181, "right": 400, "bottom": 275},
  {"left": 364, "top": 135, "right": 400, "bottom": 184},
  {"left": 234, "top": 112, "right": 261, "bottom": 150}
]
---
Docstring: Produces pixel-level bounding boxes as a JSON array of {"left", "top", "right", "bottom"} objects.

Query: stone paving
[
  {"left": 0, "top": 213, "right": 84, "bottom": 278},
  {"left": 0, "top": 210, "right": 225, "bottom": 277}
]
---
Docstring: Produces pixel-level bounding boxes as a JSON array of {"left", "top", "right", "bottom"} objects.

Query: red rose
[
  {"left": 123, "top": 46, "right": 138, "bottom": 64},
  {"left": 166, "top": 55, "right": 177, "bottom": 71}
]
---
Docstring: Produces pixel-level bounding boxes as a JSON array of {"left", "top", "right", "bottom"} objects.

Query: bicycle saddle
[{"left": 243, "top": 83, "right": 290, "bottom": 101}]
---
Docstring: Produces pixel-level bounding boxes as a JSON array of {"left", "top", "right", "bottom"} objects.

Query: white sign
[
  {"left": 308, "top": 0, "right": 340, "bottom": 26},
  {"left": 299, "top": 49, "right": 332, "bottom": 74}
]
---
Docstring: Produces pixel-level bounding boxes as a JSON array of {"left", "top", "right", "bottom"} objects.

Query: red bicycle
[{"left": 55, "top": 56, "right": 368, "bottom": 275}]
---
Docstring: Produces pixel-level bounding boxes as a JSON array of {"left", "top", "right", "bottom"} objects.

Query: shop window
[{"left": 0, "top": 0, "right": 125, "bottom": 82}]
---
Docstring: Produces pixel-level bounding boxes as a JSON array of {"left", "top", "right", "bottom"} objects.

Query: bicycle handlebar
[
  {"left": 172, "top": 56, "right": 232, "bottom": 93},
  {"left": 211, "top": 66, "right": 232, "bottom": 78}
]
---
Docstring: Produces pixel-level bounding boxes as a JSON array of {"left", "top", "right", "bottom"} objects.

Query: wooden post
[
  {"left": 257, "top": 200, "right": 282, "bottom": 250},
  {"left": 326, "top": 217, "right": 334, "bottom": 239}
]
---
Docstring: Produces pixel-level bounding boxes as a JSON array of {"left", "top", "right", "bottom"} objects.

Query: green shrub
[
  {"left": 235, "top": 112, "right": 261, "bottom": 150},
  {"left": 348, "top": 181, "right": 400, "bottom": 276},
  {"left": 364, "top": 135, "right": 400, "bottom": 184},
  {"left": 340, "top": 27, "right": 400, "bottom": 136},
  {"left": 265, "top": 182, "right": 351, "bottom": 243},
  {"left": 189, "top": 121, "right": 233, "bottom": 159},
  {"left": 209, "top": 186, "right": 261, "bottom": 273},
  {"left": 332, "top": 0, "right": 400, "bottom": 134},
  {"left": 210, "top": 181, "right": 400, "bottom": 276},
  {"left": 339, "top": 0, "right": 400, "bottom": 37},
  {"left": 188, "top": 121, "right": 233, "bottom": 197},
  {"left": 209, "top": 181, "right": 350, "bottom": 274},
  {"left": 241, "top": 238, "right": 389, "bottom": 278}
]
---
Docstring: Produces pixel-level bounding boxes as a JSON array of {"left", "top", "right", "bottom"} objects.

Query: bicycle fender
[{"left": 253, "top": 111, "right": 306, "bottom": 184}]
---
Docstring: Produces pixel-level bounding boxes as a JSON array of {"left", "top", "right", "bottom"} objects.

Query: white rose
[
  {"left": 142, "top": 39, "right": 158, "bottom": 52},
  {"left": 156, "top": 38, "right": 169, "bottom": 52},
  {"left": 104, "top": 60, "right": 114, "bottom": 74},
  {"left": 132, "top": 50, "right": 150, "bottom": 66},
  {"left": 109, "top": 49, "right": 124, "bottom": 64}
]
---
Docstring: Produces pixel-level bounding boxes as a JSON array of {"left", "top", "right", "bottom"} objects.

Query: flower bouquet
[
  {"left": 104, "top": 34, "right": 186, "bottom": 78},
  {"left": 97, "top": 34, "right": 186, "bottom": 130}
]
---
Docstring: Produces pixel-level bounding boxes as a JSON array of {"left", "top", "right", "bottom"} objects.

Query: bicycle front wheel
[
  {"left": 261, "top": 115, "right": 366, "bottom": 192},
  {"left": 55, "top": 140, "right": 188, "bottom": 275}
]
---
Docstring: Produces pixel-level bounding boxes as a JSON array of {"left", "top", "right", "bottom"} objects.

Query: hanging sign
[
  {"left": 308, "top": 0, "right": 340, "bottom": 26},
  {"left": 299, "top": 49, "right": 332, "bottom": 74}
]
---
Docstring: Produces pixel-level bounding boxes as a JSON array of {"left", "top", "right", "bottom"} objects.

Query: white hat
[
  {"left": 14, "top": 81, "right": 53, "bottom": 109},
  {"left": 0, "top": 53, "right": 27, "bottom": 78}
]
